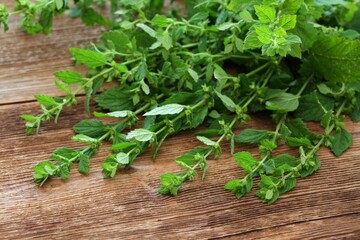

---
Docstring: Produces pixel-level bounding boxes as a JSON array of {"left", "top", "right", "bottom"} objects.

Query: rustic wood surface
[{"left": 0, "top": 3, "right": 360, "bottom": 239}]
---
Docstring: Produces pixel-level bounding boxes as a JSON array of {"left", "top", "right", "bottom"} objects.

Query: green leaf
[
  {"left": 127, "top": 128, "right": 155, "bottom": 142},
  {"left": 233, "top": 151, "right": 258, "bottom": 172},
  {"left": 115, "top": 152, "right": 130, "bottom": 164},
  {"left": 196, "top": 136, "right": 216, "bottom": 146},
  {"left": 140, "top": 80, "right": 150, "bottom": 95},
  {"left": 81, "top": 8, "right": 110, "bottom": 26},
  {"left": 94, "top": 110, "right": 132, "bottom": 118},
  {"left": 73, "top": 119, "right": 106, "bottom": 138},
  {"left": 195, "top": 129, "right": 221, "bottom": 137},
  {"left": 331, "top": 129, "right": 353, "bottom": 156},
  {"left": 70, "top": 48, "right": 107, "bottom": 68},
  {"left": 101, "top": 30, "right": 131, "bottom": 52},
  {"left": 55, "top": 80, "right": 72, "bottom": 94},
  {"left": 144, "top": 104, "right": 185, "bottom": 116},
  {"left": 54, "top": 70, "right": 84, "bottom": 85},
  {"left": 236, "top": 129, "right": 274, "bottom": 144},
  {"left": 286, "top": 118, "right": 319, "bottom": 140},
  {"left": 255, "top": 25, "right": 273, "bottom": 44},
  {"left": 278, "top": 15, "right": 297, "bottom": 30},
  {"left": 279, "top": 177, "right": 296, "bottom": 194},
  {"left": 266, "top": 93, "right": 299, "bottom": 112},
  {"left": 136, "top": 23, "right": 156, "bottom": 38},
  {"left": 291, "top": 16, "right": 318, "bottom": 50},
  {"left": 176, "top": 147, "right": 209, "bottom": 165},
  {"left": 265, "top": 189, "right": 274, "bottom": 200},
  {"left": 51, "top": 147, "right": 78, "bottom": 163},
  {"left": 187, "top": 68, "right": 199, "bottom": 82},
  {"left": 151, "top": 14, "right": 171, "bottom": 27},
  {"left": 239, "top": 10, "right": 253, "bottom": 22},
  {"left": 111, "top": 142, "right": 137, "bottom": 151},
  {"left": 244, "top": 31, "right": 263, "bottom": 50},
  {"left": 20, "top": 114, "right": 37, "bottom": 121},
  {"left": 213, "top": 64, "right": 229, "bottom": 81},
  {"left": 162, "top": 31, "right": 173, "bottom": 50},
  {"left": 34, "top": 95, "right": 57, "bottom": 107},
  {"left": 188, "top": 11, "right": 208, "bottom": 22},
  {"left": 299, "top": 155, "right": 321, "bottom": 178},
  {"left": 317, "top": 83, "right": 345, "bottom": 96},
  {"left": 285, "top": 137, "right": 311, "bottom": 147},
  {"left": 295, "top": 91, "right": 334, "bottom": 121},
  {"left": 218, "top": 22, "right": 236, "bottom": 31},
  {"left": 135, "top": 61, "right": 147, "bottom": 81},
  {"left": 115, "top": 64, "right": 128, "bottom": 73},
  {"left": 273, "top": 154, "right": 299, "bottom": 168},
  {"left": 160, "top": 92, "right": 196, "bottom": 106},
  {"left": 84, "top": 87, "right": 93, "bottom": 115},
  {"left": 96, "top": 86, "right": 133, "bottom": 111},
  {"left": 72, "top": 134, "right": 99, "bottom": 143},
  {"left": 254, "top": 5, "right": 276, "bottom": 23},
  {"left": 102, "top": 162, "right": 118, "bottom": 178},
  {"left": 0, "top": 4, "right": 9, "bottom": 32},
  {"left": 307, "top": 35, "right": 360, "bottom": 83},
  {"left": 187, "top": 107, "right": 208, "bottom": 129},
  {"left": 59, "top": 165, "right": 70, "bottom": 180},
  {"left": 78, "top": 154, "right": 90, "bottom": 174},
  {"left": 55, "top": 0, "right": 63, "bottom": 10},
  {"left": 282, "top": 0, "right": 302, "bottom": 14},
  {"left": 215, "top": 90, "right": 237, "bottom": 112}
]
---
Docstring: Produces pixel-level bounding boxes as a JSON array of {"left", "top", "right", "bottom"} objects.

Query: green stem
[
  {"left": 278, "top": 99, "right": 347, "bottom": 185},
  {"left": 32, "top": 67, "right": 114, "bottom": 133}
]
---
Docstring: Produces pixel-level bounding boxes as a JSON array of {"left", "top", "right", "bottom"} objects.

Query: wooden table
[{"left": 1, "top": 4, "right": 360, "bottom": 239}]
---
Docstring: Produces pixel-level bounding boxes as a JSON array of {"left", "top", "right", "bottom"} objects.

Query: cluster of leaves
[{"left": 6, "top": 0, "right": 360, "bottom": 204}]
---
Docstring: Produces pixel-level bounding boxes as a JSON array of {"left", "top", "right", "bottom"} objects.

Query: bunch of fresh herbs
[{"left": 2, "top": 0, "right": 360, "bottom": 204}]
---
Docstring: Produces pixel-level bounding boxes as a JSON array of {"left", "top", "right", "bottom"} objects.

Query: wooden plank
[
  {"left": 0, "top": 99, "right": 359, "bottom": 239},
  {"left": 1, "top": 1, "right": 360, "bottom": 238},
  {"left": 0, "top": 0, "right": 100, "bottom": 104}
]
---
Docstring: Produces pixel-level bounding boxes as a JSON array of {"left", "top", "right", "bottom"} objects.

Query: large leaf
[{"left": 307, "top": 34, "right": 360, "bottom": 83}]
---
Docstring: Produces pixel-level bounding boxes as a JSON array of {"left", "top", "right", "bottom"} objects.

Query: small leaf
[
  {"left": 94, "top": 110, "right": 131, "bottom": 118},
  {"left": 188, "top": 68, "right": 199, "bottom": 82},
  {"left": 254, "top": 5, "right": 276, "bottom": 23},
  {"left": 34, "top": 95, "right": 57, "bottom": 107},
  {"left": 78, "top": 154, "right": 90, "bottom": 174},
  {"left": 73, "top": 119, "right": 106, "bottom": 138},
  {"left": 214, "top": 90, "right": 237, "bottom": 112},
  {"left": 144, "top": 104, "right": 185, "bottom": 116},
  {"left": 331, "top": 129, "right": 353, "bottom": 156},
  {"left": 295, "top": 91, "right": 334, "bottom": 121},
  {"left": 278, "top": 15, "right": 297, "bottom": 30},
  {"left": 127, "top": 128, "right": 155, "bottom": 142},
  {"left": 162, "top": 31, "right": 173, "bottom": 50},
  {"left": 136, "top": 23, "right": 156, "bottom": 38},
  {"left": 285, "top": 137, "right": 311, "bottom": 147},
  {"left": 55, "top": 80, "right": 72, "bottom": 94},
  {"left": 69, "top": 48, "right": 107, "bottom": 68},
  {"left": 196, "top": 136, "right": 216, "bottom": 146},
  {"left": 111, "top": 142, "right": 137, "bottom": 151},
  {"left": 233, "top": 151, "right": 258, "bottom": 172},
  {"left": 236, "top": 129, "right": 274, "bottom": 144},
  {"left": 72, "top": 134, "right": 98, "bottom": 143},
  {"left": 265, "top": 189, "right": 274, "bottom": 200},
  {"left": 54, "top": 70, "right": 84, "bottom": 85},
  {"left": 266, "top": 93, "right": 299, "bottom": 112},
  {"left": 116, "top": 152, "right": 130, "bottom": 164}
]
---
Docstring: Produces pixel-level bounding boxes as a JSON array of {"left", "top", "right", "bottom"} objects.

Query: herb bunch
[{"left": 4, "top": 0, "right": 360, "bottom": 204}]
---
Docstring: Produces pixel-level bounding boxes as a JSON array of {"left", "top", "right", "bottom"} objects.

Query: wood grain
[
  {"left": 0, "top": 2, "right": 359, "bottom": 239},
  {"left": 0, "top": 0, "right": 101, "bottom": 104}
]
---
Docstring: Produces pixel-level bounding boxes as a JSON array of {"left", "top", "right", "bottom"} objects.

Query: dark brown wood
[{"left": 0, "top": 2, "right": 359, "bottom": 239}]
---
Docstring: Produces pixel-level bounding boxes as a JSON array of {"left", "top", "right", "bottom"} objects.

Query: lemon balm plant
[{"left": 2, "top": 0, "right": 360, "bottom": 203}]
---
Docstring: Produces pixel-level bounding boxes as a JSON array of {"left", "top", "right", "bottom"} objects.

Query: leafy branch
[{"left": 4, "top": 0, "right": 360, "bottom": 205}]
